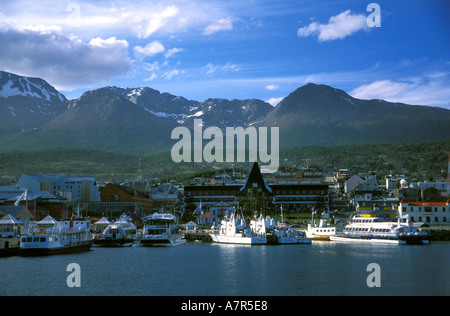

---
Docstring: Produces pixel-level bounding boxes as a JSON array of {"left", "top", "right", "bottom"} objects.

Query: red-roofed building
[{"left": 399, "top": 199, "right": 450, "bottom": 225}]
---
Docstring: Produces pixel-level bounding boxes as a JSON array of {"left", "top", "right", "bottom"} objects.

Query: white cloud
[
  {"left": 203, "top": 63, "right": 241, "bottom": 75},
  {"left": 265, "top": 84, "right": 278, "bottom": 91},
  {"left": 164, "top": 47, "right": 183, "bottom": 59},
  {"left": 297, "top": 10, "right": 367, "bottom": 41},
  {"left": 133, "top": 5, "right": 179, "bottom": 38},
  {"left": 0, "top": 22, "right": 132, "bottom": 90},
  {"left": 203, "top": 17, "right": 233, "bottom": 35},
  {"left": 134, "top": 41, "right": 165, "bottom": 59},
  {"left": 163, "top": 69, "right": 185, "bottom": 80},
  {"left": 351, "top": 79, "right": 450, "bottom": 108}
]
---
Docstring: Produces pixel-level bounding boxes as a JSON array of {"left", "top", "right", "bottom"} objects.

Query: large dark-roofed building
[{"left": 184, "top": 162, "right": 329, "bottom": 214}]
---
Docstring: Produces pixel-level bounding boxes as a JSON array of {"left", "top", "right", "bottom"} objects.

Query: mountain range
[{"left": 1, "top": 70, "right": 449, "bottom": 153}]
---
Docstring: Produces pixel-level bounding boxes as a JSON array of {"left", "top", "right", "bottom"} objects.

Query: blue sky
[{"left": 1, "top": 0, "right": 449, "bottom": 108}]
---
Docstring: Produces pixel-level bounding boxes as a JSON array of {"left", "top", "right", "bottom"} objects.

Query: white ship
[
  {"left": 20, "top": 215, "right": 93, "bottom": 256},
  {"left": 210, "top": 211, "right": 267, "bottom": 245},
  {"left": 140, "top": 213, "right": 186, "bottom": 247},
  {"left": 275, "top": 224, "right": 312, "bottom": 244},
  {"left": 93, "top": 214, "right": 138, "bottom": 247},
  {"left": 330, "top": 214, "right": 429, "bottom": 245},
  {"left": 305, "top": 219, "right": 343, "bottom": 241},
  {"left": 305, "top": 208, "right": 343, "bottom": 241}
]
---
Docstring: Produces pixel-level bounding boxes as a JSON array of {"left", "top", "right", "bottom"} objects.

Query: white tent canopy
[
  {"left": 0, "top": 214, "right": 23, "bottom": 225},
  {"left": 38, "top": 215, "right": 58, "bottom": 225},
  {"left": 94, "top": 217, "right": 112, "bottom": 225}
]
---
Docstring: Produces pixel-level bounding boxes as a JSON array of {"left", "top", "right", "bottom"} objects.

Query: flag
[{"left": 14, "top": 189, "right": 27, "bottom": 206}]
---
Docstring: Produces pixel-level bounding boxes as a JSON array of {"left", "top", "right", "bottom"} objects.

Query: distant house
[
  {"left": 17, "top": 174, "right": 100, "bottom": 203},
  {"left": 4, "top": 191, "right": 67, "bottom": 220},
  {"left": 133, "top": 181, "right": 153, "bottom": 212},
  {"left": 183, "top": 221, "right": 198, "bottom": 231},
  {"left": 344, "top": 175, "right": 365, "bottom": 195},
  {"left": 208, "top": 201, "right": 233, "bottom": 224},
  {"left": 101, "top": 183, "right": 133, "bottom": 202},
  {"left": 356, "top": 175, "right": 379, "bottom": 191},
  {"left": 399, "top": 200, "right": 450, "bottom": 225}
]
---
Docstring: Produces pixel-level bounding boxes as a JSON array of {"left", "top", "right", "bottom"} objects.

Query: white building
[
  {"left": 344, "top": 175, "right": 365, "bottom": 195},
  {"left": 399, "top": 200, "right": 449, "bottom": 225},
  {"left": 17, "top": 174, "right": 100, "bottom": 203},
  {"left": 409, "top": 181, "right": 448, "bottom": 193}
]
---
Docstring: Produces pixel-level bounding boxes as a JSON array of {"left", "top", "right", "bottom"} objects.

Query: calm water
[{"left": 1, "top": 242, "right": 449, "bottom": 296}]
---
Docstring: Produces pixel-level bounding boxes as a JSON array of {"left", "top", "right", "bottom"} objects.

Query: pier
[
  {"left": 185, "top": 230, "right": 213, "bottom": 243},
  {"left": 0, "top": 238, "right": 20, "bottom": 257}
]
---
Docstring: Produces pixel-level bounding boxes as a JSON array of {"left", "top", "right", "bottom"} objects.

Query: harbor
[{"left": 2, "top": 241, "right": 449, "bottom": 296}]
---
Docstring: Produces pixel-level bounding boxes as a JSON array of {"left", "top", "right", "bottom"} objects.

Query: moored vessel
[
  {"left": 93, "top": 214, "right": 138, "bottom": 247},
  {"left": 274, "top": 224, "right": 312, "bottom": 244},
  {"left": 140, "top": 213, "right": 186, "bottom": 247},
  {"left": 330, "top": 213, "right": 429, "bottom": 245},
  {"left": 305, "top": 219, "right": 343, "bottom": 241},
  {"left": 20, "top": 215, "right": 93, "bottom": 256},
  {"left": 209, "top": 211, "right": 267, "bottom": 245}
]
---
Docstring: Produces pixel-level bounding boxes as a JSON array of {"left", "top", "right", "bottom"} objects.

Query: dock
[
  {"left": 0, "top": 238, "right": 21, "bottom": 257},
  {"left": 185, "top": 230, "right": 213, "bottom": 243}
]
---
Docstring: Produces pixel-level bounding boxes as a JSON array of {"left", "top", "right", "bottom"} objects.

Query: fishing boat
[
  {"left": 140, "top": 213, "right": 186, "bottom": 247},
  {"left": 93, "top": 214, "right": 138, "bottom": 247},
  {"left": 305, "top": 208, "right": 343, "bottom": 241},
  {"left": 330, "top": 213, "right": 429, "bottom": 245},
  {"left": 209, "top": 211, "right": 267, "bottom": 245},
  {"left": 305, "top": 219, "right": 343, "bottom": 241},
  {"left": 20, "top": 215, "right": 93, "bottom": 256},
  {"left": 274, "top": 225, "right": 312, "bottom": 244},
  {"left": 272, "top": 207, "right": 311, "bottom": 244}
]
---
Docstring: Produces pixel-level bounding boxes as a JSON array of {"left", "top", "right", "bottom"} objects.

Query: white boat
[
  {"left": 209, "top": 211, "right": 267, "bottom": 245},
  {"left": 93, "top": 214, "right": 138, "bottom": 247},
  {"left": 305, "top": 208, "right": 343, "bottom": 241},
  {"left": 330, "top": 214, "right": 429, "bottom": 245},
  {"left": 140, "top": 213, "right": 186, "bottom": 247},
  {"left": 275, "top": 224, "right": 312, "bottom": 244},
  {"left": 305, "top": 219, "right": 343, "bottom": 241},
  {"left": 20, "top": 215, "right": 93, "bottom": 256}
]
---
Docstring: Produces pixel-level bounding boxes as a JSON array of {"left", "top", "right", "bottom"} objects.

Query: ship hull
[
  {"left": 330, "top": 236, "right": 405, "bottom": 245},
  {"left": 20, "top": 241, "right": 93, "bottom": 256},
  {"left": 140, "top": 238, "right": 186, "bottom": 247},
  {"left": 92, "top": 238, "right": 135, "bottom": 247},
  {"left": 209, "top": 234, "right": 267, "bottom": 245}
]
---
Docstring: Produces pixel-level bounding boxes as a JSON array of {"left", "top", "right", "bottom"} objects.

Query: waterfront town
[{"left": 1, "top": 156, "right": 449, "bottom": 246}]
